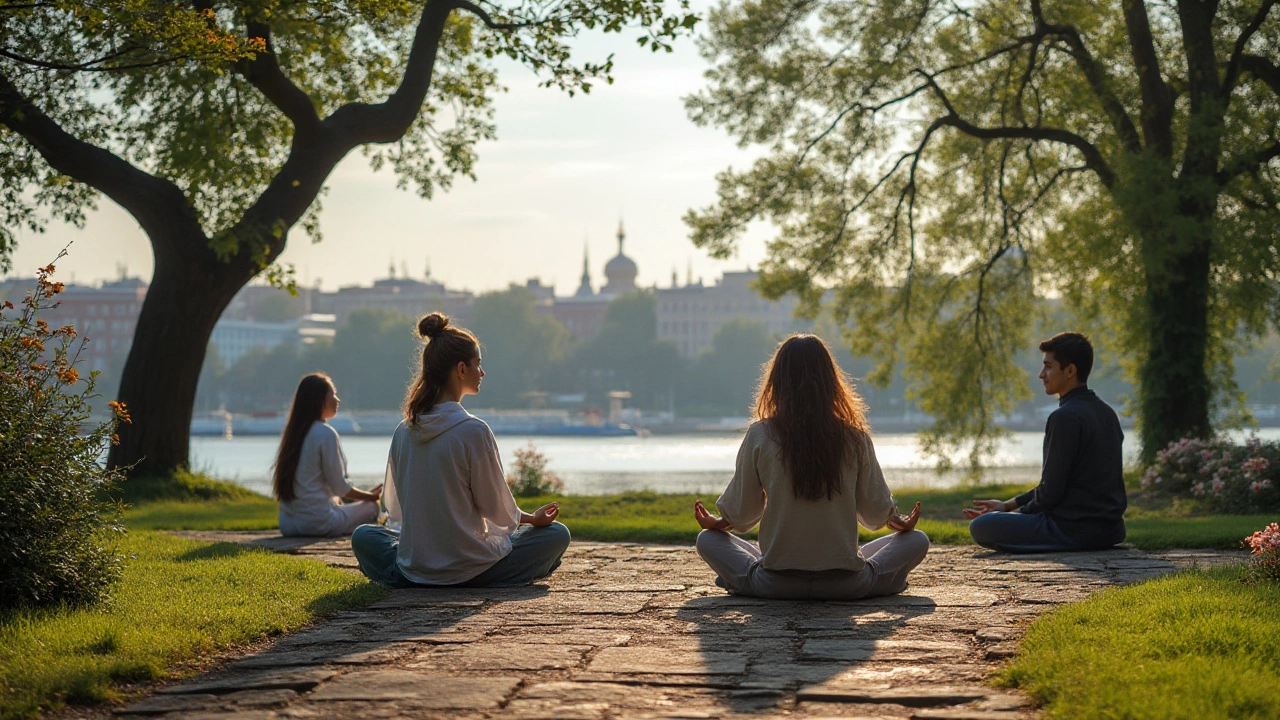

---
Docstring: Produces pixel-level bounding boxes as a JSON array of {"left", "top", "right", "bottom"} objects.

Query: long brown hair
[
  {"left": 403, "top": 312, "right": 480, "bottom": 422},
  {"left": 753, "top": 334, "right": 871, "bottom": 501},
  {"left": 272, "top": 373, "right": 333, "bottom": 502}
]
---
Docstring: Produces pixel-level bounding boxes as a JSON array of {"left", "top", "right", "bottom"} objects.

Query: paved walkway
[{"left": 117, "top": 534, "right": 1241, "bottom": 719}]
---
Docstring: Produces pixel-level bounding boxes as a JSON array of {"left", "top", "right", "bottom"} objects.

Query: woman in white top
[
  {"left": 273, "top": 373, "right": 382, "bottom": 537},
  {"left": 693, "top": 334, "right": 929, "bottom": 600},
  {"left": 350, "top": 312, "right": 568, "bottom": 588}
]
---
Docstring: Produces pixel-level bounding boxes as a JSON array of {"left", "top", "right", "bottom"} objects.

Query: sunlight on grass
[
  {"left": 124, "top": 498, "right": 279, "bottom": 531},
  {"left": 0, "top": 531, "right": 384, "bottom": 718},
  {"left": 1004, "top": 566, "right": 1280, "bottom": 719}
]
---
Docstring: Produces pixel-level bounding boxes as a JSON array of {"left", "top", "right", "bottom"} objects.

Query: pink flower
[
  {"left": 1200, "top": 466, "right": 1212, "bottom": 475},
  {"left": 1192, "top": 482, "right": 1206, "bottom": 496},
  {"left": 1249, "top": 479, "right": 1273, "bottom": 494},
  {"left": 1211, "top": 480, "right": 1226, "bottom": 494}
]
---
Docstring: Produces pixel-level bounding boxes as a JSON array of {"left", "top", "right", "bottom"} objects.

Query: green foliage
[
  {"left": 1140, "top": 436, "right": 1280, "bottom": 513},
  {"left": 506, "top": 443, "right": 565, "bottom": 497},
  {"left": 327, "top": 307, "right": 421, "bottom": 410},
  {"left": 469, "top": 287, "right": 574, "bottom": 407},
  {"left": 0, "top": 531, "right": 385, "bottom": 718},
  {"left": 1003, "top": 566, "right": 1280, "bottom": 719},
  {"left": 0, "top": 259, "right": 127, "bottom": 609},
  {"left": 682, "top": 317, "right": 776, "bottom": 416},
  {"left": 685, "top": 0, "right": 1280, "bottom": 465},
  {"left": 116, "top": 469, "right": 262, "bottom": 504},
  {"left": 0, "top": 0, "right": 262, "bottom": 270},
  {"left": 571, "top": 291, "right": 682, "bottom": 408}
]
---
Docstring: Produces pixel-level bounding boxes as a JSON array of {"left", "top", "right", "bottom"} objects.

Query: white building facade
[{"left": 656, "top": 271, "right": 803, "bottom": 358}]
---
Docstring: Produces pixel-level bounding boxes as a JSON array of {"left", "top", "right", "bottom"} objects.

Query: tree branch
[
  {"left": 0, "top": 69, "right": 196, "bottom": 244},
  {"left": 1218, "top": 140, "right": 1280, "bottom": 186},
  {"left": 1222, "top": 1, "right": 1275, "bottom": 97},
  {"left": 325, "top": 0, "right": 454, "bottom": 145},
  {"left": 237, "top": 22, "right": 321, "bottom": 138},
  {"left": 1241, "top": 53, "right": 1280, "bottom": 97},
  {"left": 0, "top": 45, "right": 188, "bottom": 71},
  {"left": 1030, "top": 0, "right": 1142, "bottom": 152},
  {"left": 1121, "top": 0, "right": 1173, "bottom": 157},
  {"left": 451, "top": 0, "right": 529, "bottom": 30},
  {"left": 916, "top": 71, "right": 1116, "bottom": 188}
]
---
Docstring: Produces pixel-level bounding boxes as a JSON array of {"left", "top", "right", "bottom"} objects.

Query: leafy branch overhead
[
  {"left": 685, "top": 0, "right": 1280, "bottom": 464},
  {"left": 0, "top": 0, "right": 696, "bottom": 476}
]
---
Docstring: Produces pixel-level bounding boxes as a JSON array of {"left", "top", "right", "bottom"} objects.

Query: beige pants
[{"left": 695, "top": 529, "right": 930, "bottom": 600}]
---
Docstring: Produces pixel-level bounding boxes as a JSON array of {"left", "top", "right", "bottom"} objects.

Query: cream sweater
[
  {"left": 383, "top": 402, "right": 521, "bottom": 585},
  {"left": 715, "top": 421, "right": 897, "bottom": 572}
]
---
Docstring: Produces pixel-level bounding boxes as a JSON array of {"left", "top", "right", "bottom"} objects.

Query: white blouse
[{"left": 277, "top": 421, "right": 356, "bottom": 537}]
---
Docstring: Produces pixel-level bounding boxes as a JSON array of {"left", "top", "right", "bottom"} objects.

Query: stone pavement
[{"left": 118, "top": 534, "right": 1242, "bottom": 720}]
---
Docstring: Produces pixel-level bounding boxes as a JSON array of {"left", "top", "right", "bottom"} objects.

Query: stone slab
[
  {"left": 587, "top": 647, "right": 749, "bottom": 675},
  {"left": 308, "top": 670, "right": 520, "bottom": 707},
  {"left": 410, "top": 642, "right": 592, "bottom": 671},
  {"left": 800, "top": 639, "right": 970, "bottom": 662},
  {"left": 140, "top": 535, "right": 1240, "bottom": 719},
  {"left": 155, "top": 667, "right": 338, "bottom": 695},
  {"left": 797, "top": 685, "right": 989, "bottom": 707}
]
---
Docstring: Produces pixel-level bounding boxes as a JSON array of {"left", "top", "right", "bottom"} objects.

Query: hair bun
[{"left": 418, "top": 312, "right": 449, "bottom": 339}]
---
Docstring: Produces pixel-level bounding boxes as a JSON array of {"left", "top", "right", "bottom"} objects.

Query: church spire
[
  {"left": 617, "top": 218, "right": 625, "bottom": 255},
  {"left": 575, "top": 240, "right": 594, "bottom": 297}
]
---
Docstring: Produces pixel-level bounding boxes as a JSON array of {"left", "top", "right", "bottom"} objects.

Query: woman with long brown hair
[
  {"left": 350, "top": 312, "right": 569, "bottom": 588},
  {"left": 274, "top": 373, "right": 382, "bottom": 537},
  {"left": 692, "top": 334, "right": 929, "bottom": 600}
]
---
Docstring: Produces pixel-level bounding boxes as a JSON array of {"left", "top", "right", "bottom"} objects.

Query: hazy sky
[{"left": 7, "top": 6, "right": 773, "bottom": 294}]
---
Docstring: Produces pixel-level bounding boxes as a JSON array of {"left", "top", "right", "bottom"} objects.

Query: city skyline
[{"left": 4, "top": 2, "right": 772, "bottom": 293}]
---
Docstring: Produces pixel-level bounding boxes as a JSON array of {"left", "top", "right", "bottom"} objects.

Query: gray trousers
[{"left": 695, "top": 529, "right": 930, "bottom": 601}]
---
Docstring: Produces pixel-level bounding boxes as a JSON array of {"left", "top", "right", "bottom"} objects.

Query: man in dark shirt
[{"left": 963, "top": 332, "right": 1127, "bottom": 553}]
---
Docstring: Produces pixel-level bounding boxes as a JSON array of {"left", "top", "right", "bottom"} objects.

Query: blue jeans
[
  {"left": 968, "top": 512, "right": 1082, "bottom": 553},
  {"left": 350, "top": 522, "right": 571, "bottom": 588}
]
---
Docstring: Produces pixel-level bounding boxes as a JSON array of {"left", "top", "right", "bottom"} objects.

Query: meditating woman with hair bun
[
  {"left": 693, "top": 334, "right": 930, "bottom": 600},
  {"left": 351, "top": 312, "right": 570, "bottom": 588},
  {"left": 273, "top": 373, "right": 383, "bottom": 537}
]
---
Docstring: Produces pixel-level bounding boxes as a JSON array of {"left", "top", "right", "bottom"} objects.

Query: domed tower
[{"left": 602, "top": 219, "right": 638, "bottom": 296}]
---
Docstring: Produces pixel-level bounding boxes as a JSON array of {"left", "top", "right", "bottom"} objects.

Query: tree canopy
[
  {"left": 687, "top": 0, "right": 1280, "bottom": 463},
  {"left": 1, "top": 0, "right": 696, "bottom": 474}
]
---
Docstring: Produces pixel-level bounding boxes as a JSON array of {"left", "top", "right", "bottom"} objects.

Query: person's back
[
  {"left": 693, "top": 333, "right": 930, "bottom": 601},
  {"left": 718, "top": 420, "right": 894, "bottom": 572},
  {"left": 273, "top": 374, "right": 381, "bottom": 537},
  {"left": 349, "top": 312, "right": 569, "bottom": 589},
  {"left": 383, "top": 403, "right": 520, "bottom": 584},
  {"left": 1023, "top": 388, "right": 1126, "bottom": 544},
  {"left": 966, "top": 331, "right": 1127, "bottom": 552}
]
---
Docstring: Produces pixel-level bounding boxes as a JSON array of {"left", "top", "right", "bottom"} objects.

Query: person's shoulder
[
  {"left": 745, "top": 420, "right": 773, "bottom": 445},
  {"left": 310, "top": 420, "right": 340, "bottom": 441},
  {"left": 453, "top": 416, "right": 497, "bottom": 443}
]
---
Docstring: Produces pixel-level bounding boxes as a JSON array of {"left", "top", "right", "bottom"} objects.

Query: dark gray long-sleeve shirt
[{"left": 1015, "top": 387, "right": 1127, "bottom": 546}]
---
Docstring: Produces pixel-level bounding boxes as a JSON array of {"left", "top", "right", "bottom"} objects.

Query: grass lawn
[
  {"left": 1003, "top": 566, "right": 1280, "bottom": 719},
  {"left": 0, "top": 531, "right": 385, "bottom": 718},
  {"left": 122, "top": 477, "right": 1269, "bottom": 550}
]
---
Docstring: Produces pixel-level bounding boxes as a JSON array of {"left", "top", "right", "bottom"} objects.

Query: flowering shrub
[
  {"left": 1141, "top": 436, "right": 1280, "bottom": 513},
  {"left": 506, "top": 443, "right": 565, "bottom": 497},
  {"left": 1244, "top": 523, "right": 1280, "bottom": 583},
  {"left": 0, "top": 255, "right": 130, "bottom": 609}
]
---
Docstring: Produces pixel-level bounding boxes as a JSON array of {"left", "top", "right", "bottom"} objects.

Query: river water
[
  {"left": 185, "top": 429, "right": 1171, "bottom": 497},
  {"left": 194, "top": 428, "right": 1280, "bottom": 497}
]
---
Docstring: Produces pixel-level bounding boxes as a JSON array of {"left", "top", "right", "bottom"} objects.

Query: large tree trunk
[
  {"left": 107, "top": 230, "right": 259, "bottom": 476},
  {"left": 1137, "top": 208, "right": 1215, "bottom": 463}
]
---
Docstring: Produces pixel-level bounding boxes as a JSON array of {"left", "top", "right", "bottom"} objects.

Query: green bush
[
  {"left": 1141, "top": 436, "right": 1280, "bottom": 513},
  {"left": 0, "top": 257, "right": 128, "bottom": 609},
  {"left": 506, "top": 442, "right": 564, "bottom": 497}
]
